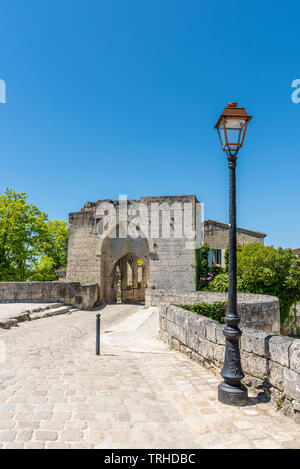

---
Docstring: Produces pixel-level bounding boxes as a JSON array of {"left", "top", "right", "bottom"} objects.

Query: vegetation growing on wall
[
  {"left": 180, "top": 301, "right": 226, "bottom": 324},
  {"left": 284, "top": 303, "right": 300, "bottom": 338},
  {"left": 195, "top": 243, "right": 222, "bottom": 290},
  {"left": 195, "top": 243, "right": 211, "bottom": 290},
  {"left": 0, "top": 188, "right": 68, "bottom": 281}
]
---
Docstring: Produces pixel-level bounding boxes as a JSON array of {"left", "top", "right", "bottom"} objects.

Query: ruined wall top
[{"left": 79, "top": 195, "right": 199, "bottom": 213}]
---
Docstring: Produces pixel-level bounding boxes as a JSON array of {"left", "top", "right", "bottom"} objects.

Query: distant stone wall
[
  {"left": 0, "top": 282, "right": 99, "bottom": 310},
  {"left": 146, "top": 289, "right": 280, "bottom": 333},
  {"left": 160, "top": 304, "right": 300, "bottom": 422}
]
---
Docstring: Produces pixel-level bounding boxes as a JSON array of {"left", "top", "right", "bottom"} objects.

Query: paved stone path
[{"left": 0, "top": 304, "right": 300, "bottom": 449}]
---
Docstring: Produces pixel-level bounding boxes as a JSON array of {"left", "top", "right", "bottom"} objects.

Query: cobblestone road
[{"left": 0, "top": 304, "right": 300, "bottom": 449}]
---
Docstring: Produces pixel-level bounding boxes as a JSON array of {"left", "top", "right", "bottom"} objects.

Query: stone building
[
  {"left": 67, "top": 195, "right": 266, "bottom": 304},
  {"left": 292, "top": 248, "right": 300, "bottom": 259},
  {"left": 204, "top": 219, "right": 266, "bottom": 268},
  {"left": 67, "top": 195, "right": 201, "bottom": 304}
]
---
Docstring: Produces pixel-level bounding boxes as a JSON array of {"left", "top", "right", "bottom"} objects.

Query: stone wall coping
[
  {"left": 0, "top": 281, "right": 81, "bottom": 285},
  {"left": 148, "top": 290, "right": 280, "bottom": 333},
  {"left": 148, "top": 289, "right": 278, "bottom": 303}
]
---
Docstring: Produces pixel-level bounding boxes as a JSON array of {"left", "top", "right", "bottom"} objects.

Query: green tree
[
  {"left": 29, "top": 220, "right": 68, "bottom": 281},
  {"left": 208, "top": 243, "right": 300, "bottom": 325},
  {"left": 28, "top": 256, "right": 57, "bottom": 281},
  {"left": 42, "top": 220, "right": 68, "bottom": 270},
  {"left": 0, "top": 188, "right": 68, "bottom": 281}
]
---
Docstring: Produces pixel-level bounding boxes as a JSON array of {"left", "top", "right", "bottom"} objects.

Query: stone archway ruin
[
  {"left": 99, "top": 226, "right": 149, "bottom": 303},
  {"left": 111, "top": 252, "right": 146, "bottom": 304},
  {"left": 67, "top": 195, "right": 200, "bottom": 305}
]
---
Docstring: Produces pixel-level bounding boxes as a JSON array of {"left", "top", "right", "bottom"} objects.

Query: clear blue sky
[{"left": 0, "top": 0, "right": 299, "bottom": 248}]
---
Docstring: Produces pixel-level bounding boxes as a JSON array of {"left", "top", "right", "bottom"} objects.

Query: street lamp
[{"left": 215, "top": 102, "right": 252, "bottom": 406}]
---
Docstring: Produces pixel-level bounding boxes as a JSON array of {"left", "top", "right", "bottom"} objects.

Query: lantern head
[{"left": 215, "top": 102, "right": 252, "bottom": 156}]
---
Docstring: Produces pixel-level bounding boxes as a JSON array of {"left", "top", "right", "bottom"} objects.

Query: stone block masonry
[
  {"left": 67, "top": 195, "right": 200, "bottom": 303},
  {"left": 159, "top": 304, "right": 300, "bottom": 422},
  {"left": 0, "top": 282, "right": 99, "bottom": 310},
  {"left": 147, "top": 289, "right": 280, "bottom": 333}
]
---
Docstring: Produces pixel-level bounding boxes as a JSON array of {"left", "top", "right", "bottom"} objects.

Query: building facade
[
  {"left": 67, "top": 195, "right": 201, "bottom": 303},
  {"left": 204, "top": 219, "right": 266, "bottom": 268},
  {"left": 292, "top": 248, "right": 300, "bottom": 259}
]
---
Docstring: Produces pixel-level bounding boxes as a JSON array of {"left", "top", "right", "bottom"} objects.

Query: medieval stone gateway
[{"left": 67, "top": 195, "right": 201, "bottom": 304}]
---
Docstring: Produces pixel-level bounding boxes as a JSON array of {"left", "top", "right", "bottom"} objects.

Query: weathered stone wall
[
  {"left": 67, "top": 195, "right": 201, "bottom": 302},
  {"left": 147, "top": 289, "right": 280, "bottom": 333},
  {"left": 204, "top": 220, "right": 266, "bottom": 249},
  {"left": 144, "top": 196, "right": 198, "bottom": 293},
  {"left": 67, "top": 211, "right": 100, "bottom": 285},
  {"left": 149, "top": 238, "right": 195, "bottom": 292},
  {"left": 0, "top": 282, "right": 99, "bottom": 310},
  {"left": 160, "top": 304, "right": 300, "bottom": 422}
]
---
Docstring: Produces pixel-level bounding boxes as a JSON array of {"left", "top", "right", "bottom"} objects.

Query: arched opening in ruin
[
  {"left": 99, "top": 222, "right": 149, "bottom": 303},
  {"left": 111, "top": 253, "right": 146, "bottom": 304}
]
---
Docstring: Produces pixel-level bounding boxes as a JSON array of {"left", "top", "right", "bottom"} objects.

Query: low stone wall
[
  {"left": 146, "top": 289, "right": 280, "bottom": 333},
  {"left": 0, "top": 282, "right": 99, "bottom": 310},
  {"left": 159, "top": 304, "right": 300, "bottom": 422}
]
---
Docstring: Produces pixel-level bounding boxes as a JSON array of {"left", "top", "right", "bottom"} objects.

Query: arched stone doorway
[
  {"left": 99, "top": 223, "right": 149, "bottom": 303},
  {"left": 112, "top": 253, "right": 146, "bottom": 303}
]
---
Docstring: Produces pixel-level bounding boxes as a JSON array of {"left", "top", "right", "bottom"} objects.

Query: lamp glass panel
[
  {"left": 219, "top": 118, "right": 246, "bottom": 130},
  {"left": 218, "top": 127, "right": 226, "bottom": 148},
  {"left": 220, "top": 118, "right": 246, "bottom": 147},
  {"left": 225, "top": 118, "right": 246, "bottom": 130},
  {"left": 226, "top": 128, "right": 242, "bottom": 146}
]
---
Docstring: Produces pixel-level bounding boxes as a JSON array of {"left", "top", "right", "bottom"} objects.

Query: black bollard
[{"left": 96, "top": 313, "right": 101, "bottom": 355}]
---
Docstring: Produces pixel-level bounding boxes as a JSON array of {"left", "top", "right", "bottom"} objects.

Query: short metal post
[{"left": 96, "top": 313, "right": 101, "bottom": 355}]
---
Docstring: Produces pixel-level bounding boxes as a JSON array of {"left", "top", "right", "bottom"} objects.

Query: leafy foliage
[
  {"left": 195, "top": 243, "right": 224, "bottom": 290},
  {"left": 28, "top": 256, "right": 57, "bottom": 281},
  {"left": 208, "top": 244, "right": 300, "bottom": 325},
  {"left": 179, "top": 301, "right": 226, "bottom": 324},
  {"left": 207, "top": 272, "right": 247, "bottom": 292},
  {"left": 195, "top": 243, "right": 210, "bottom": 290},
  {"left": 0, "top": 188, "right": 68, "bottom": 281}
]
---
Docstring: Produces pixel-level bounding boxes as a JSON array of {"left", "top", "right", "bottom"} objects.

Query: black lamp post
[{"left": 215, "top": 102, "right": 252, "bottom": 406}]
